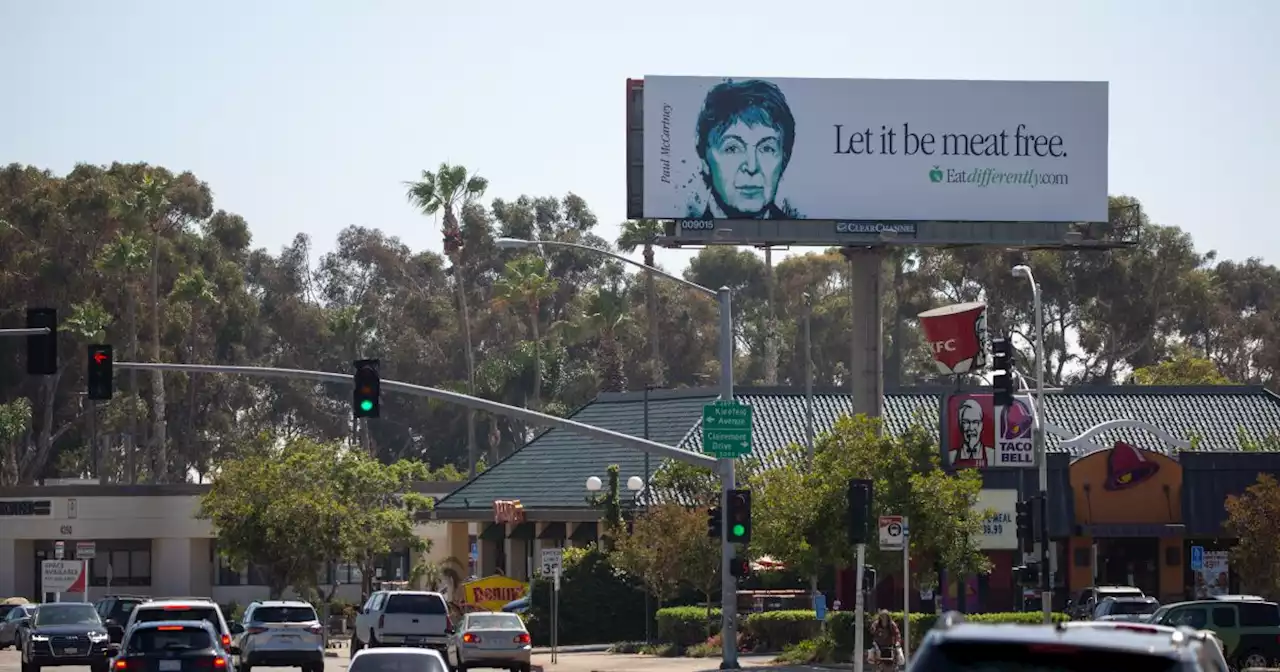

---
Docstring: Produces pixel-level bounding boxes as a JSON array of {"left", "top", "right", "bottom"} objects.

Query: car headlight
[
  {"left": 30, "top": 634, "right": 49, "bottom": 642},
  {"left": 90, "top": 633, "right": 109, "bottom": 642}
]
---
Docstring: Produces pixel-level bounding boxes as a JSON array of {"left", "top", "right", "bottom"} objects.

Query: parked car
[
  {"left": 1093, "top": 596, "right": 1160, "bottom": 622},
  {"left": 353, "top": 591, "right": 455, "bottom": 660},
  {"left": 0, "top": 604, "right": 35, "bottom": 649},
  {"left": 93, "top": 595, "right": 148, "bottom": 645},
  {"left": 450, "top": 612, "right": 531, "bottom": 672},
  {"left": 233, "top": 600, "right": 324, "bottom": 672},
  {"left": 18, "top": 602, "right": 115, "bottom": 672},
  {"left": 110, "top": 620, "right": 239, "bottom": 672},
  {"left": 1149, "top": 597, "right": 1280, "bottom": 669},
  {"left": 1067, "top": 585, "right": 1144, "bottom": 620}
]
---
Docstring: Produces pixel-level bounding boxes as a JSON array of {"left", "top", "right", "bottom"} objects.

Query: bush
[
  {"left": 826, "top": 610, "right": 1069, "bottom": 654},
  {"left": 774, "top": 634, "right": 837, "bottom": 664},
  {"left": 527, "top": 545, "right": 647, "bottom": 645},
  {"left": 655, "top": 606, "right": 721, "bottom": 647},
  {"left": 741, "top": 610, "right": 822, "bottom": 652}
]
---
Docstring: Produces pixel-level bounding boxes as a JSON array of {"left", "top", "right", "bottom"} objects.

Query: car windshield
[
  {"left": 465, "top": 614, "right": 524, "bottom": 630},
  {"left": 35, "top": 604, "right": 101, "bottom": 626},
  {"left": 915, "top": 641, "right": 1181, "bottom": 672},
  {"left": 350, "top": 652, "right": 447, "bottom": 672},
  {"left": 135, "top": 607, "right": 221, "bottom": 631},
  {"left": 128, "top": 626, "right": 213, "bottom": 652},
  {"left": 385, "top": 595, "right": 445, "bottom": 615},
  {"left": 251, "top": 607, "right": 316, "bottom": 623}
]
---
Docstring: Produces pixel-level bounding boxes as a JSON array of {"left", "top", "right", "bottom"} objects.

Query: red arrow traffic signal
[
  {"left": 86, "top": 344, "right": 113, "bottom": 401},
  {"left": 92, "top": 351, "right": 108, "bottom": 364}
]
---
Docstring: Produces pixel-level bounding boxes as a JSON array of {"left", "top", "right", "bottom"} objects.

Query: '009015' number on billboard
[{"left": 679, "top": 220, "right": 715, "bottom": 231}]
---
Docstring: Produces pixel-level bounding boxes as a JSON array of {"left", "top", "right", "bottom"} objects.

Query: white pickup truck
[{"left": 353, "top": 591, "right": 455, "bottom": 658}]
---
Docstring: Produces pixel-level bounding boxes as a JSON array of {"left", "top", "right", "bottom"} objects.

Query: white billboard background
[
  {"left": 973, "top": 488, "right": 1019, "bottom": 550},
  {"left": 642, "top": 76, "right": 1108, "bottom": 223}
]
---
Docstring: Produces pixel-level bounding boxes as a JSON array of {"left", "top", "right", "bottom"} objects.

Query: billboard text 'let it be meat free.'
[{"left": 641, "top": 76, "right": 1108, "bottom": 224}]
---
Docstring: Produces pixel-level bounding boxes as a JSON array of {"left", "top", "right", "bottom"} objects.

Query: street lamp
[
  {"left": 498, "top": 237, "right": 742, "bottom": 669},
  {"left": 1011, "top": 264, "right": 1051, "bottom": 623},
  {"left": 584, "top": 475, "right": 645, "bottom": 492}
]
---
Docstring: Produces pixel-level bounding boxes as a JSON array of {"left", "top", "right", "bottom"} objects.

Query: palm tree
[
  {"left": 170, "top": 269, "right": 219, "bottom": 479},
  {"left": 493, "top": 254, "right": 559, "bottom": 414},
  {"left": 96, "top": 232, "right": 149, "bottom": 483},
  {"left": 583, "top": 287, "right": 631, "bottom": 392},
  {"left": 616, "top": 219, "right": 665, "bottom": 386},
  {"left": 405, "top": 164, "right": 489, "bottom": 478}
]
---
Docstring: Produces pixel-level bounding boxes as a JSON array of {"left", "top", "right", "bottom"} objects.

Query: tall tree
[
  {"left": 405, "top": 164, "right": 489, "bottom": 477},
  {"left": 492, "top": 254, "right": 559, "bottom": 415},
  {"left": 1224, "top": 474, "right": 1280, "bottom": 597},
  {"left": 617, "top": 219, "right": 665, "bottom": 386}
]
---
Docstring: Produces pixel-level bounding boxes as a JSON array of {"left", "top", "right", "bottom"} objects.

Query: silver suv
[{"left": 234, "top": 601, "right": 323, "bottom": 672}]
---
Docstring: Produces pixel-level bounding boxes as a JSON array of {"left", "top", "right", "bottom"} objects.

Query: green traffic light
[
  {"left": 732, "top": 524, "right": 746, "bottom": 537},
  {"left": 360, "top": 400, "right": 374, "bottom": 412}
]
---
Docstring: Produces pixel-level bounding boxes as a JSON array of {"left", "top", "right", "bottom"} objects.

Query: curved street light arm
[{"left": 499, "top": 238, "right": 716, "bottom": 299}]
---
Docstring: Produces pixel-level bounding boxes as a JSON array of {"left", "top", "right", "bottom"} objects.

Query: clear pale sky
[{"left": 2, "top": 0, "right": 1275, "bottom": 271}]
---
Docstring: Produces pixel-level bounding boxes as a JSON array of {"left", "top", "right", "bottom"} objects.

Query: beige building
[{"left": 0, "top": 481, "right": 462, "bottom": 603}]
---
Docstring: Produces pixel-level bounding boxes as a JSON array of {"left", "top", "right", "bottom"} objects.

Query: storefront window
[{"left": 85, "top": 540, "right": 151, "bottom": 587}]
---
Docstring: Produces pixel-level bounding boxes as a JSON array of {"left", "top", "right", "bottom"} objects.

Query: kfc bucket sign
[{"left": 918, "top": 302, "right": 988, "bottom": 375}]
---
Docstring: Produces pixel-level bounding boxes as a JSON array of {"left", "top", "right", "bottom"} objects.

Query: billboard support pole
[{"left": 842, "top": 248, "right": 885, "bottom": 421}]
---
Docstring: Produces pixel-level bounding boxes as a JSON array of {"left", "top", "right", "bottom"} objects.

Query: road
[{"left": 0, "top": 649, "right": 813, "bottom": 672}]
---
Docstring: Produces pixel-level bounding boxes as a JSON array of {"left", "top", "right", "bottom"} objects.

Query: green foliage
[
  {"left": 1130, "top": 349, "right": 1232, "bottom": 385},
  {"left": 198, "top": 434, "right": 431, "bottom": 598},
  {"left": 527, "top": 544, "right": 645, "bottom": 645},
  {"left": 741, "top": 610, "right": 823, "bottom": 651},
  {"left": 655, "top": 606, "right": 722, "bottom": 647},
  {"left": 749, "top": 415, "right": 989, "bottom": 584},
  {"left": 614, "top": 503, "right": 720, "bottom": 609},
  {"left": 1224, "top": 473, "right": 1280, "bottom": 596}
]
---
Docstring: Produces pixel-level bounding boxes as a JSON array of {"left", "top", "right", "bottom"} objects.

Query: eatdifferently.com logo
[{"left": 928, "top": 166, "right": 1069, "bottom": 188}]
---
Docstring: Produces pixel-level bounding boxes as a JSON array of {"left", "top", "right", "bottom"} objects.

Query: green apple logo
[{"left": 929, "top": 166, "right": 944, "bottom": 183}]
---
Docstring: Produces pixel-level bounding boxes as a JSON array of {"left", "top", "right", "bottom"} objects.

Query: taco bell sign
[{"left": 918, "top": 302, "right": 988, "bottom": 376}]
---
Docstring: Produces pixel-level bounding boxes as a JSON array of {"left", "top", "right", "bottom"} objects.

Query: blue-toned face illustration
[{"left": 703, "top": 120, "right": 785, "bottom": 217}]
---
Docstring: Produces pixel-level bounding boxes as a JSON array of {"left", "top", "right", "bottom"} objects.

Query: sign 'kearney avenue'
[{"left": 638, "top": 76, "right": 1107, "bottom": 224}]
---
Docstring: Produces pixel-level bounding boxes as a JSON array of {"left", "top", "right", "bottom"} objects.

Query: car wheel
[
  {"left": 21, "top": 660, "right": 38, "bottom": 672},
  {"left": 92, "top": 663, "right": 110, "bottom": 672},
  {"left": 369, "top": 633, "right": 380, "bottom": 648},
  {"left": 239, "top": 663, "right": 252, "bottom": 672}
]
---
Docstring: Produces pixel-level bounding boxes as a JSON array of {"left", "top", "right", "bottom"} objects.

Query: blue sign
[
  {"left": 814, "top": 594, "right": 827, "bottom": 621},
  {"left": 1190, "top": 545, "right": 1205, "bottom": 571}
]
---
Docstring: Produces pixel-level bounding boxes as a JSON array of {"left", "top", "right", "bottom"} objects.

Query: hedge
[
  {"left": 527, "top": 546, "right": 647, "bottom": 645},
  {"left": 656, "top": 607, "right": 1070, "bottom": 652}
]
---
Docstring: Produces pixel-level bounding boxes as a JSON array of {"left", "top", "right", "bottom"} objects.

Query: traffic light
[
  {"left": 353, "top": 359, "right": 381, "bottom": 418},
  {"left": 847, "top": 479, "right": 872, "bottom": 545},
  {"left": 1015, "top": 562, "right": 1040, "bottom": 587},
  {"left": 861, "top": 565, "right": 878, "bottom": 592},
  {"left": 86, "top": 344, "right": 113, "bottom": 401},
  {"left": 1015, "top": 498, "right": 1033, "bottom": 553},
  {"left": 726, "top": 489, "right": 752, "bottom": 543},
  {"left": 26, "top": 308, "right": 57, "bottom": 375},
  {"left": 729, "top": 554, "right": 749, "bottom": 578},
  {"left": 992, "top": 335, "right": 1014, "bottom": 407},
  {"left": 707, "top": 506, "right": 722, "bottom": 539}
]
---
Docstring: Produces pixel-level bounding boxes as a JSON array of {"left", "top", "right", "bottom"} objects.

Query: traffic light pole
[
  {"left": 110, "top": 362, "right": 718, "bottom": 468},
  {"left": 1014, "top": 264, "right": 1052, "bottom": 624},
  {"left": 717, "top": 287, "right": 739, "bottom": 670}
]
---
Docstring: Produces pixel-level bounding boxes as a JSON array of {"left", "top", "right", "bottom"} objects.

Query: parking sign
[{"left": 1190, "top": 545, "right": 1204, "bottom": 571}]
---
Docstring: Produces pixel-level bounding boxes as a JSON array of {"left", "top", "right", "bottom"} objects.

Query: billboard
[
  {"left": 974, "top": 489, "right": 1019, "bottom": 550},
  {"left": 638, "top": 76, "right": 1108, "bottom": 224},
  {"left": 945, "top": 393, "right": 1036, "bottom": 469}
]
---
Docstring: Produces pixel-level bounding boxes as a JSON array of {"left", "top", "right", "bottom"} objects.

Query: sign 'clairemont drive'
[{"left": 641, "top": 76, "right": 1108, "bottom": 223}]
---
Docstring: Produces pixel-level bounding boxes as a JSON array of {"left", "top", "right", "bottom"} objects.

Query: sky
[{"left": 2, "top": 0, "right": 1276, "bottom": 273}]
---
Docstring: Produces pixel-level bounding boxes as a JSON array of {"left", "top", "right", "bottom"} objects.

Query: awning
[
  {"left": 507, "top": 522, "right": 536, "bottom": 540},
  {"left": 569, "top": 522, "right": 598, "bottom": 542},
  {"left": 479, "top": 523, "right": 506, "bottom": 542},
  {"left": 537, "top": 522, "right": 566, "bottom": 541}
]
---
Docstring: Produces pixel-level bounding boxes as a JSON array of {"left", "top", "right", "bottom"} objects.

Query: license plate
[
  {"left": 160, "top": 660, "right": 182, "bottom": 671},
  {"left": 277, "top": 634, "right": 298, "bottom": 640},
  {"left": 62, "top": 647, "right": 79, "bottom": 655}
]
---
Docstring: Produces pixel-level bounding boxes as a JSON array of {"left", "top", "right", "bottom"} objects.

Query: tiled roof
[
  {"left": 433, "top": 389, "right": 715, "bottom": 512},
  {"left": 433, "top": 385, "right": 1280, "bottom": 514}
]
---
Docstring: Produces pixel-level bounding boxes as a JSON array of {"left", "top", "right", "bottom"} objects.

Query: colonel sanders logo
[
  {"left": 918, "top": 302, "right": 989, "bottom": 376},
  {"left": 947, "top": 394, "right": 1035, "bottom": 469}
]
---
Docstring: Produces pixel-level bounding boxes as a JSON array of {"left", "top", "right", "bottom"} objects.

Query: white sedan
[
  {"left": 350, "top": 647, "right": 449, "bottom": 672},
  {"left": 449, "top": 612, "right": 532, "bottom": 672}
]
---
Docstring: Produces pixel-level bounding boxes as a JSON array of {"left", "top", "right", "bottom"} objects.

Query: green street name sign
[{"left": 702, "top": 400, "right": 753, "bottom": 458}]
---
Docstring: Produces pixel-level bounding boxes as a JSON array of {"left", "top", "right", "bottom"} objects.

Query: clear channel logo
[{"left": 834, "top": 222, "right": 918, "bottom": 235}]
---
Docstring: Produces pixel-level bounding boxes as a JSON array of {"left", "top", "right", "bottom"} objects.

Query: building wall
[{"left": 0, "top": 493, "right": 457, "bottom": 602}]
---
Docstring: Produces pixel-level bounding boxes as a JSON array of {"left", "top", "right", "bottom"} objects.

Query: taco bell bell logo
[{"left": 996, "top": 398, "right": 1035, "bottom": 466}]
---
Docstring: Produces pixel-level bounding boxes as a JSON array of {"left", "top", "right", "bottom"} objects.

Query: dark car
[
  {"left": 1094, "top": 596, "right": 1161, "bottom": 622},
  {"left": 112, "top": 620, "right": 240, "bottom": 672},
  {"left": 19, "top": 602, "right": 115, "bottom": 672},
  {"left": 911, "top": 612, "right": 1225, "bottom": 672},
  {"left": 94, "top": 595, "right": 148, "bottom": 645}
]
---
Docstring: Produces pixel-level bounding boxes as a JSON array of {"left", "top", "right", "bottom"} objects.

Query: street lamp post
[
  {"left": 1012, "top": 264, "right": 1051, "bottom": 623},
  {"left": 498, "top": 238, "right": 740, "bottom": 668}
]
